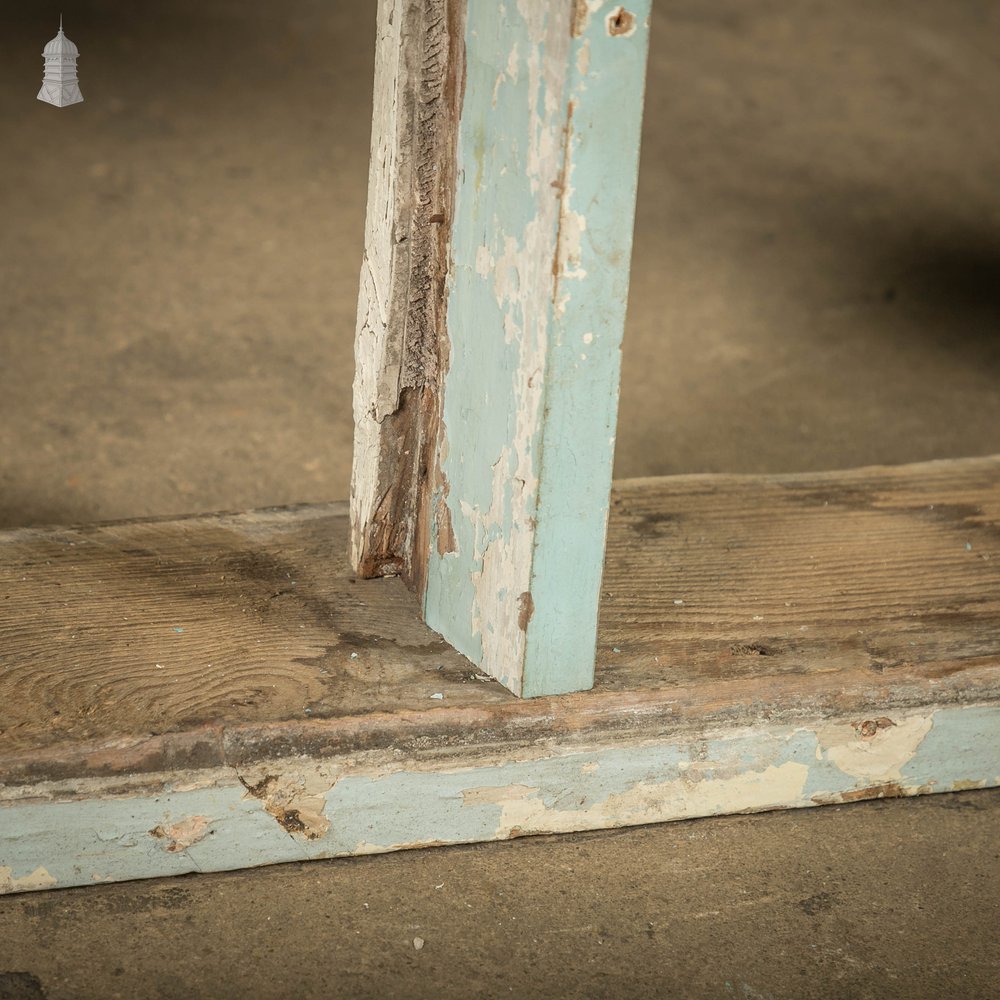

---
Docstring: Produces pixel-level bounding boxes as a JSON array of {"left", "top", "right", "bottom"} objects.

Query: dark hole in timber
[{"left": 730, "top": 642, "right": 773, "bottom": 656}]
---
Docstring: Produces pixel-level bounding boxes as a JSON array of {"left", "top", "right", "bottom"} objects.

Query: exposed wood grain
[
  {"left": 5, "top": 701, "right": 996, "bottom": 894},
  {"left": 0, "top": 503, "right": 506, "bottom": 767},
  {"left": 1, "top": 457, "right": 998, "bottom": 786},
  {"left": 350, "top": 1, "right": 653, "bottom": 697},
  {"left": 350, "top": 0, "right": 463, "bottom": 584},
  {"left": 3, "top": 458, "right": 999, "bottom": 892},
  {"left": 599, "top": 457, "right": 1000, "bottom": 693}
]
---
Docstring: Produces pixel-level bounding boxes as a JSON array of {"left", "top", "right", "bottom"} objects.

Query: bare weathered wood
[
  {"left": 1, "top": 456, "right": 998, "bottom": 779},
  {"left": 350, "top": 0, "right": 463, "bottom": 585},
  {"left": 0, "top": 503, "right": 496, "bottom": 764},
  {"left": 602, "top": 458, "right": 1000, "bottom": 693},
  {"left": 2, "top": 458, "right": 999, "bottom": 891},
  {"left": 351, "top": 1, "right": 652, "bottom": 697}
]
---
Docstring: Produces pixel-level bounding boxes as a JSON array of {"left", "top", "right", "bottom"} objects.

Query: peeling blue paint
[
  {"left": 424, "top": 1, "right": 652, "bottom": 697},
  {"left": 901, "top": 705, "right": 999, "bottom": 787},
  {"left": 3, "top": 706, "right": 996, "bottom": 893}
]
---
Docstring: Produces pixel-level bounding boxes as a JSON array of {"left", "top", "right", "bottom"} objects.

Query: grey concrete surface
[
  {"left": 0, "top": 1, "right": 998, "bottom": 997},
  {"left": 1, "top": 793, "right": 999, "bottom": 1000},
  {"left": 1, "top": 0, "right": 998, "bottom": 529}
]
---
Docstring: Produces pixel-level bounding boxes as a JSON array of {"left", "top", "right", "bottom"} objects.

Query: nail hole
[{"left": 607, "top": 6, "right": 636, "bottom": 36}]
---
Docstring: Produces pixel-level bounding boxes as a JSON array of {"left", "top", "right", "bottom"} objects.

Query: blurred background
[
  {"left": 1, "top": 0, "right": 998, "bottom": 530},
  {"left": 0, "top": 4, "right": 998, "bottom": 998}
]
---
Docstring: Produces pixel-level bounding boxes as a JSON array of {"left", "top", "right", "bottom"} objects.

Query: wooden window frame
[{"left": 1, "top": 0, "right": 997, "bottom": 895}]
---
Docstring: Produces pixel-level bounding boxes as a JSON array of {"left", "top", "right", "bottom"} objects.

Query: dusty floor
[
  {"left": 0, "top": 0, "right": 998, "bottom": 997},
  {"left": 1, "top": 793, "right": 998, "bottom": 1000}
]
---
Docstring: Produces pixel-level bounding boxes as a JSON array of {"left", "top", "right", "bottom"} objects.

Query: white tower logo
[{"left": 38, "top": 15, "right": 83, "bottom": 108}]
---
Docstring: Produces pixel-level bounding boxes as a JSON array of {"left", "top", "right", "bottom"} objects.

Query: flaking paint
[
  {"left": 815, "top": 715, "right": 934, "bottom": 782},
  {"left": 424, "top": 0, "right": 652, "bottom": 697},
  {"left": 2, "top": 705, "right": 997, "bottom": 893},
  {"left": 0, "top": 865, "right": 56, "bottom": 892}
]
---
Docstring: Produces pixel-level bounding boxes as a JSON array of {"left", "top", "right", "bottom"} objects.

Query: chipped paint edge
[
  {"left": 423, "top": 1, "right": 652, "bottom": 697},
  {"left": 2, "top": 704, "right": 997, "bottom": 894},
  {"left": 350, "top": 0, "right": 462, "bottom": 583}
]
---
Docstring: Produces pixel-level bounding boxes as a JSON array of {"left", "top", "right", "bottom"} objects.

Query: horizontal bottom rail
[{"left": 2, "top": 456, "right": 999, "bottom": 892}]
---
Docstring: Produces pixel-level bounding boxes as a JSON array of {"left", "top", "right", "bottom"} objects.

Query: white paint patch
[
  {"left": 470, "top": 442, "right": 537, "bottom": 689},
  {"left": 516, "top": 0, "right": 547, "bottom": 43},
  {"left": 0, "top": 865, "right": 57, "bottom": 894},
  {"left": 352, "top": 837, "right": 448, "bottom": 857},
  {"left": 503, "top": 311, "right": 519, "bottom": 346},
  {"left": 476, "top": 244, "right": 494, "bottom": 277},
  {"left": 817, "top": 714, "right": 933, "bottom": 781},
  {"left": 349, "top": 0, "right": 413, "bottom": 566},
  {"left": 492, "top": 235, "right": 521, "bottom": 307},
  {"left": 451, "top": 8, "right": 575, "bottom": 692},
  {"left": 469, "top": 762, "right": 811, "bottom": 837},
  {"left": 556, "top": 211, "right": 588, "bottom": 287},
  {"left": 582, "top": 331, "right": 594, "bottom": 345},
  {"left": 506, "top": 42, "right": 520, "bottom": 83},
  {"left": 573, "top": 0, "right": 607, "bottom": 37},
  {"left": 171, "top": 777, "right": 218, "bottom": 793},
  {"left": 463, "top": 783, "right": 536, "bottom": 806}
]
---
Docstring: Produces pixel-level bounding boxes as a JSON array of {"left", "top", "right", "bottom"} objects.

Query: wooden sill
[{"left": 2, "top": 456, "right": 998, "bottom": 893}]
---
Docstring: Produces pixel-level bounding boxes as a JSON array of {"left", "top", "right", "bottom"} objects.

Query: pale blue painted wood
[
  {"left": 423, "top": 1, "right": 652, "bottom": 697},
  {"left": 2, "top": 706, "right": 997, "bottom": 893}
]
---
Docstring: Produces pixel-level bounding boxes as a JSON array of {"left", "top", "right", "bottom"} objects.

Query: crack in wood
[{"left": 351, "top": 0, "right": 465, "bottom": 588}]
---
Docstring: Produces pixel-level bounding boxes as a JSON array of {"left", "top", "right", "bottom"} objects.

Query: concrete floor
[
  {"left": 1, "top": 794, "right": 998, "bottom": 1000},
  {"left": 1, "top": 1, "right": 998, "bottom": 996}
]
